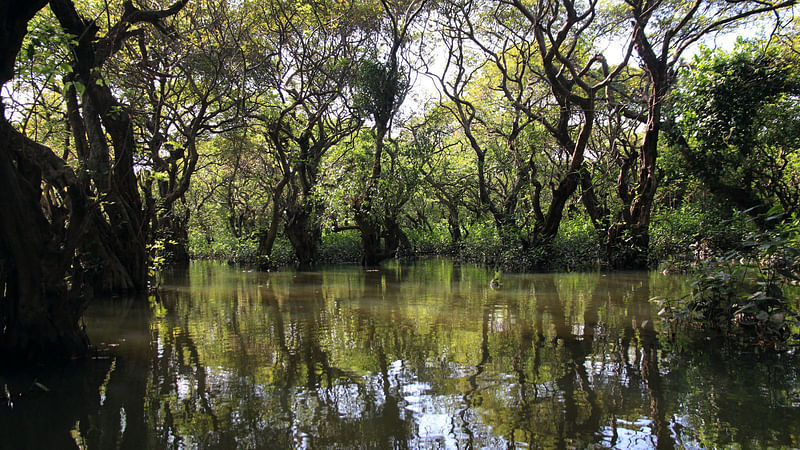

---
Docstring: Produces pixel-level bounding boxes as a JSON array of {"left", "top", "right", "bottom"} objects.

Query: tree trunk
[
  {"left": 256, "top": 205, "right": 281, "bottom": 266},
  {"left": 612, "top": 17, "right": 670, "bottom": 270},
  {"left": 1, "top": 25, "right": 89, "bottom": 360},
  {"left": 446, "top": 203, "right": 462, "bottom": 245},
  {"left": 382, "top": 215, "right": 406, "bottom": 259},
  {"left": 356, "top": 213, "right": 383, "bottom": 267},
  {"left": 284, "top": 205, "right": 320, "bottom": 270},
  {"left": 160, "top": 213, "right": 190, "bottom": 267},
  {"left": 621, "top": 89, "right": 662, "bottom": 269},
  {"left": 51, "top": 0, "right": 155, "bottom": 294},
  {"left": 355, "top": 213, "right": 406, "bottom": 267},
  {"left": 0, "top": 120, "right": 88, "bottom": 364},
  {"left": 257, "top": 178, "right": 288, "bottom": 267}
]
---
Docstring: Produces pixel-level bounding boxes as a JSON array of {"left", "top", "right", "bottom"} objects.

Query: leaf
[{"left": 74, "top": 81, "right": 86, "bottom": 97}]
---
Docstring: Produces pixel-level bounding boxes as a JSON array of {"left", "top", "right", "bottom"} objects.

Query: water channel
[{"left": 2, "top": 259, "right": 799, "bottom": 448}]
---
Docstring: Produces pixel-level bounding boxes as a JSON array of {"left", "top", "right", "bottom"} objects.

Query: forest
[{"left": 1, "top": 0, "right": 799, "bottom": 366}]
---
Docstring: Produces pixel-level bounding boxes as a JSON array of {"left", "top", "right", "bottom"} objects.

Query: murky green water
[{"left": 2, "top": 259, "right": 799, "bottom": 448}]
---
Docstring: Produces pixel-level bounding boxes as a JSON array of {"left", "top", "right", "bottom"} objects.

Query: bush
[
  {"left": 552, "top": 214, "right": 600, "bottom": 271},
  {"left": 188, "top": 228, "right": 295, "bottom": 268},
  {"left": 318, "top": 230, "right": 362, "bottom": 264},
  {"left": 650, "top": 203, "right": 753, "bottom": 271},
  {"left": 450, "top": 215, "right": 599, "bottom": 272},
  {"left": 655, "top": 215, "right": 800, "bottom": 347},
  {"left": 456, "top": 221, "right": 527, "bottom": 270},
  {"left": 405, "top": 219, "right": 455, "bottom": 256},
  {"left": 188, "top": 227, "right": 257, "bottom": 261}
]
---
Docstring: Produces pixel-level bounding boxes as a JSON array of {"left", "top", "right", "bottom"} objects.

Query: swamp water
[{"left": 2, "top": 259, "right": 799, "bottom": 448}]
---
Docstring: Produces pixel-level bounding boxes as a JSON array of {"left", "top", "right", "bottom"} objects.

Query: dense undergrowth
[
  {"left": 186, "top": 209, "right": 753, "bottom": 273},
  {"left": 188, "top": 214, "right": 605, "bottom": 271},
  {"left": 186, "top": 204, "right": 763, "bottom": 274},
  {"left": 654, "top": 214, "right": 800, "bottom": 348}
]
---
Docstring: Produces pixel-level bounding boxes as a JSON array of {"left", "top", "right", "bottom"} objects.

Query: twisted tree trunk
[
  {"left": 1, "top": 0, "right": 187, "bottom": 364},
  {"left": 0, "top": 0, "right": 89, "bottom": 362}
]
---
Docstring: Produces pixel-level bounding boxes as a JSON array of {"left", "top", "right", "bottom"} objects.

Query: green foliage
[
  {"left": 655, "top": 215, "right": 800, "bottom": 347},
  {"left": 8, "top": 9, "right": 75, "bottom": 146},
  {"left": 672, "top": 41, "right": 800, "bottom": 218},
  {"left": 353, "top": 57, "right": 409, "bottom": 124},
  {"left": 188, "top": 225, "right": 253, "bottom": 260},
  {"left": 148, "top": 238, "right": 181, "bottom": 288},
  {"left": 18, "top": 11, "right": 73, "bottom": 80},
  {"left": 553, "top": 213, "right": 600, "bottom": 272},
  {"left": 188, "top": 220, "right": 296, "bottom": 267},
  {"left": 650, "top": 202, "right": 753, "bottom": 271},
  {"left": 318, "top": 230, "right": 363, "bottom": 264},
  {"left": 677, "top": 42, "right": 795, "bottom": 155},
  {"left": 404, "top": 219, "right": 454, "bottom": 255},
  {"left": 447, "top": 214, "right": 599, "bottom": 272}
]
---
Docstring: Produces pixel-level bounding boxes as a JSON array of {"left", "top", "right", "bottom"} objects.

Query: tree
[
  {"left": 0, "top": 0, "right": 186, "bottom": 364},
  {"left": 243, "top": 0, "right": 365, "bottom": 268},
  {"left": 49, "top": 0, "right": 191, "bottom": 292},
  {"left": 584, "top": 0, "right": 795, "bottom": 268},
  {"left": 349, "top": 0, "right": 428, "bottom": 266},
  {"left": 409, "top": 105, "right": 477, "bottom": 245},
  {"left": 185, "top": 132, "right": 276, "bottom": 262},
  {"left": 670, "top": 42, "right": 800, "bottom": 225},
  {"left": 113, "top": 0, "right": 248, "bottom": 266},
  {"left": 435, "top": 0, "right": 630, "bottom": 262}
]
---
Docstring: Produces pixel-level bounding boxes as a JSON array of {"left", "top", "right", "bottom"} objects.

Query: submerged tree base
[{"left": 1, "top": 320, "right": 89, "bottom": 367}]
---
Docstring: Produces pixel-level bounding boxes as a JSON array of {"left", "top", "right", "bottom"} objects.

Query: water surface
[{"left": 2, "top": 259, "right": 799, "bottom": 448}]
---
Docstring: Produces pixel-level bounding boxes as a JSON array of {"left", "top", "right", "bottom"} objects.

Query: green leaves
[
  {"left": 353, "top": 57, "right": 409, "bottom": 123},
  {"left": 655, "top": 214, "right": 800, "bottom": 347},
  {"left": 671, "top": 41, "right": 800, "bottom": 220},
  {"left": 63, "top": 80, "right": 85, "bottom": 97}
]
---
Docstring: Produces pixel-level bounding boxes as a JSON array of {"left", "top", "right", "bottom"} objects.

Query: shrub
[
  {"left": 650, "top": 203, "right": 753, "bottom": 271},
  {"left": 552, "top": 214, "right": 600, "bottom": 271},
  {"left": 319, "top": 230, "right": 362, "bottom": 264},
  {"left": 654, "top": 215, "right": 800, "bottom": 347},
  {"left": 451, "top": 215, "right": 599, "bottom": 272},
  {"left": 404, "top": 219, "right": 455, "bottom": 256}
]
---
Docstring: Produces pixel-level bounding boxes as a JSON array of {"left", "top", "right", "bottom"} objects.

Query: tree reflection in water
[{"left": 2, "top": 260, "right": 799, "bottom": 448}]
